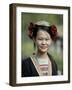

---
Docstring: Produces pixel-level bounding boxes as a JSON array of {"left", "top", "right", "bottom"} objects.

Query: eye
[
  {"left": 38, "top": 38, "right": 43, "bottom": 40},
  {"left": 45, "top": 38, "right": 49, "bottom": 41}
]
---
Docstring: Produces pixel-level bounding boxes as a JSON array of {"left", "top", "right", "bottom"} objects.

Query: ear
[
  {"left": 50, "top": 39, "right": 53, "bottom": 45},
  {"left": 33, "top": 38, "right": 36, "bottom": 43},
  {"left": 33, "top": 38, "right": 36, "bottom": 49},
  {"left": 49, "top": 38, "right": 53, "bottom": 46}
]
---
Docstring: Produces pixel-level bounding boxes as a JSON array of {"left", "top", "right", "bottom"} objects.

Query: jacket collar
[{"left": 30, "top": 53, "right": 52, "bottom": 76}]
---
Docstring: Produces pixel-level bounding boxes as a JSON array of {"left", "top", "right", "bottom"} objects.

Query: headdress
[{"left": 28, "top": 21, "right": 58, "bottom": 41}]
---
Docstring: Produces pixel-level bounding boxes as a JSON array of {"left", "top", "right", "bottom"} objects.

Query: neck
[{"left": 36, "top": 51, "right": 48, "bottom": 59}]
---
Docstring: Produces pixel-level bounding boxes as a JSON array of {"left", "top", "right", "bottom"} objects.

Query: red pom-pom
[
  {"left": 28, "top": 22, "right": 34, "bottom": 39},
  {"left": 51, "top": 25, "right": 57, "bottom": 41}
]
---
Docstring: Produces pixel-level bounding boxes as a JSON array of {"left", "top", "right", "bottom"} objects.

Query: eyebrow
[{"left": 37, "top": 37, "right": 50, "bottom": 39}]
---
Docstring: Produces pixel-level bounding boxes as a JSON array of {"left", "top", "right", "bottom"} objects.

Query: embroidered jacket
[{"left": 22, "top": 53, "right": 58, "bottom": 77}]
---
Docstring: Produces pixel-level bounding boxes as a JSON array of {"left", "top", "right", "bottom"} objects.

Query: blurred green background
[{"left": 21, "top": 12, "right": 63, "bottom": 75}]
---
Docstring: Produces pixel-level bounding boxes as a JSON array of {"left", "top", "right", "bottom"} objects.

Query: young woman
[{"left": 22, "top": 21, "right": 58, "bottom": 77}]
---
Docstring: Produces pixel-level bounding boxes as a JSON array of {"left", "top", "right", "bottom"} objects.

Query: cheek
[
  {"left": 47, "top": 40, "right": 52, "bottom": 46},
  {"left": 36, "top": 41, "right": 41, "bottom": 46},
  {"left": 35, "top": 40, "right": 42, "bottom": 47}
]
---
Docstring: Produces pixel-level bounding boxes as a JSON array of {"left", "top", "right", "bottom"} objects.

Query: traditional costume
[{"left": 22, "top": 53, "right": 58, "bottom": 77}]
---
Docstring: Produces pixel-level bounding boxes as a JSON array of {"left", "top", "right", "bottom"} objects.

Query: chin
[{"left": 39, "top": 49, "right": 48, "bottom": 53}]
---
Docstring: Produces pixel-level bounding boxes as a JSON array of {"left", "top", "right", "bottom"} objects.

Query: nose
[{"left": 42, "top": 40, "right": 46, "bottom": 45}]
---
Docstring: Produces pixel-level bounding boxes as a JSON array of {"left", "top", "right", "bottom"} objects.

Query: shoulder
[
  {"left": 47, "top": 53, "right": 58, "bottom": 75},
  {"left": 22, "top": 57, "right": 33, "bottom": 77},
  {"left": 22, "top": 57, "right": 32, "bottom": 65},
  {"left": 47, "top": 53, "right": 57, "bottom": 65}
]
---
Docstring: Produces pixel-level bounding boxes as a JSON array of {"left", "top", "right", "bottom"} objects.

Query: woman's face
[{"left": 35, "top": 29, "right": 52, "bottom": 53}]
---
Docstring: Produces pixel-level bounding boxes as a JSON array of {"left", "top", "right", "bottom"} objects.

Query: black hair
[{"left": 32, "top": 25, "right": 51, "bottom": 39}]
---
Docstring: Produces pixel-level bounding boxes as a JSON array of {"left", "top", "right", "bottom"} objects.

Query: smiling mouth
[{"left": 40, "top": 46, "right": 48, "bottom": 49}]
